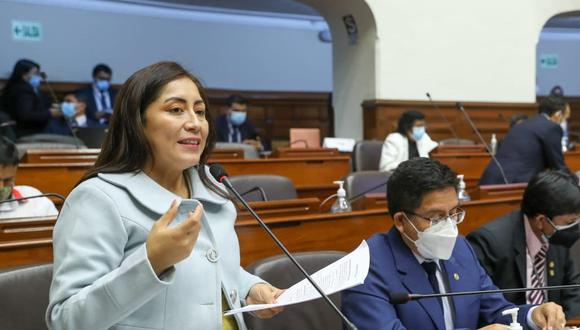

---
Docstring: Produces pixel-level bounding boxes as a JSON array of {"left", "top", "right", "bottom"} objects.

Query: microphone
[
  {"left": 389, "top": 283, "right": 580, "bottom": 305},
  {"left": 39, "top": 72, "right": 58, "bottom": 103},
  {"left": 456, "top": 103, "right": 509, "bottom": 184},
  {"left": 209, "top": 164, "right": 358, "bottom": 330},
  {"left": 0, "top": 120, "right": 16, "bottom": 128},
  {"left": 40, "top": 72, "right": 82, "bottom": 149},
  {"left": 240, "top": 186, "right": 268, "bottom": 202},
  {"left": 348, "top": 180, "right": 388, "bottom": 203},
  {"left": 289, "top": 139, "right": 309, "bottom": 148},
  {"left": 0, "top": 192, "right": 65, "bottom": 205},
  {"left": 426, "top": 93, "right": 458, "bottom": 140}
]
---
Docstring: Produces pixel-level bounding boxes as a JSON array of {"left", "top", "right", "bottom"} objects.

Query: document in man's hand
[{"left": 225, "top": 240, "right": 370, "bottom": 315}]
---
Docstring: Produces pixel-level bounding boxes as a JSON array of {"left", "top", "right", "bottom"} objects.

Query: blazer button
[
  {"left": 230, "top": 289, "right": 238, "bottom": 302},
  {"left": 206, "top": 248, "right": 219, "bottom": 263}
]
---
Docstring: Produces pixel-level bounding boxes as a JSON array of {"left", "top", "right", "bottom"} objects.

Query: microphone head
[
  {"left": 388, "top": 291, "right": 411, "bottom": 304},
  {"left": 425, "top": 92, "right": 431, "bottom": 98},
  {"left": 456, "top": 102, "right": 464, "bottom": 110},
  {"left": 209, "top": 164, "right": 228, "bottom": 183},
  {"left": 40, "top": 72, "right": 47, "bottom": 80}
]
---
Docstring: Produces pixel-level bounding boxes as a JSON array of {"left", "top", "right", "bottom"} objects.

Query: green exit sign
[
  {"left": 539, "top": 54, "right": 558, "bottom": 69},
  {"left": 12, "top": 20, "right": 42, "bottom": 41}
]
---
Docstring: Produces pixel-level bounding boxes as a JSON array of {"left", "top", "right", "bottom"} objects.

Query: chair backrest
[
  {"left": 352, "top": 140, "right": 383, "bottom": 171},
  {"left": 0, "top": 264, "right": 52, "bottom": 330},
  {"left": 229, "top": 175, "right": 297, "bottom": 202},
  {"left": 244, "top": 251, "right": 347, "bottom": 330},
  {"left": 289, "top": 128, "right": 321, "bottom": 149},
  {"left": 76, "top": 127, "right": 108, "bottom": 148},
  {"left": 438, "top": 138, "right": 476, "bottom": 145},
  {"left": 344, "top": 171, "right": 391, "bottom": 200},
  {"left": 214, "top": 142, "right": 259, "bottom": 159}
]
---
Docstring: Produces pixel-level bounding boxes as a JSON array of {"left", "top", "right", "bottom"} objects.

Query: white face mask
[{"left": 403, "top": 214, "right": 458, "bottom": 260}]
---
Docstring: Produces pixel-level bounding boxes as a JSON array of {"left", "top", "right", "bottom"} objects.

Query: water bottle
[
  {"left": 331, "top": 181, "right": 352, "bottom": 213},
  {"left": 490, "top": 134, "right": 498, "bottom": 156},
  {"left": 457, "top": 175, "right": 471, "bottom": 202}
]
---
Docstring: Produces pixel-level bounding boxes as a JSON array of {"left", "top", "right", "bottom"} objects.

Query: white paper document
[{"left": 225, "top": 240, "right": 370, "bottom": 315}]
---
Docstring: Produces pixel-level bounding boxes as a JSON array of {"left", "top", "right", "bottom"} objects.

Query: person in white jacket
[{"left": 379, "top": 110, "right": 438, "bottom": 172}]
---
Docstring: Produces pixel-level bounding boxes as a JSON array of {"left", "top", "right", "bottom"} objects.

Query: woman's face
[
  {"left": 143, "top": 77, "right": 209, "bottom": 174},
  {"left": 22, "top": 66, "right": 39, "bottom": 82}
]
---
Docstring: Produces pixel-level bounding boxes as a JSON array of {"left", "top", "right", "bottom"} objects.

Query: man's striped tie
[{"left": 528, "top": 244, "right": 549, "bottom": 304}]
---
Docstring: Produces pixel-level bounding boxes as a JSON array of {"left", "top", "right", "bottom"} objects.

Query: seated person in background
[
  {"left": 342, "top": 158, "right": 565, "bottom": 330},
  {"left": 0, "top": 58, "right": 60, "bottom": 137},
  {"left": 379, "top": 110, "right": 438, "bottom": 172},
  {"left": 480, "top": 96, "right": 570, "bottom": 185},
  {"left": 45, "top": 92, "right": 88, "bottom": 136},
  {"left": 76, "top": 63, "right": 117, "bottom": 127},
  {"left": 0, "top": 137, "right": 58, "bottom": 218},
  {"left": 216, "top": 94, "right": 263, "bottom": 150},
  {"left": 468, "top": 170, "right": 580, "bottom": 318},
  {"left": 510, "top": 113, "right": 529, "bottom": 128}
]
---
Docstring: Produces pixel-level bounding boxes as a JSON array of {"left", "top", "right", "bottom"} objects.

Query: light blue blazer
[{"left": 46, "top": 166, "right": 263, "bottom": 330}]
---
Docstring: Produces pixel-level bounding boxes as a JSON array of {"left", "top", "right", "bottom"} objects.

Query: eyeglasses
[
  {"left": 404, "top": 207, "right": 466, "bottom": 227},
  {"left": 546, "top": 216, "right": 580, "bottom": 231}
]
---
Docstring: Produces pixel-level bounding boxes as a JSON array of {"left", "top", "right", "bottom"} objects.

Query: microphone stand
[
  {"left": 0, "top": 193, "right": 66, "bottom": 205},
  {"left": 212, "top": 166, "right": 357, "bottom": 330},
  {"left": 426, "top": 93, "right": 458, "bottom": 140},
  {"left": 390, "top": 283, "right": 580, "bottom": 304},
  {"left": 456, "top": 103, "right": 509, "bottom": 184},
  {"left": 348, "top": 181, "right": 388, "bottom": 203}
]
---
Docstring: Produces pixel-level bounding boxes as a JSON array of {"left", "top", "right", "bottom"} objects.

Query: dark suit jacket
[
  {"left": 75, "top": 86, "right": 117, "bottom": 127},
  {"left": 2, "top": 82, "right": 51, "bottom": 137},
  {"left": 467, "top": 210, "right": 580, "bottom": 317},
  {"left": 215, "top": 114, "right": 259, "bottom": 143},
  {"left": 341, "top": 228, "right": 532, "bottom": 330},
  {"left": 479, "top": 115, "right": 568, "bottom": 185}
]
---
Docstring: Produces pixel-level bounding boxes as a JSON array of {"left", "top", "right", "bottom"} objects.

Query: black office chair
[
  {"left": 229, "top": 175, "right": 297, "bottom": 202},
  {"left": 438, "top": 138, "right": 476, "bottom": 145},
  {"left": 76, "top": 127, "right": 108, "bottom": 148},
  {"left": 352, "top": 140, "right": 383, "bottom": 171},
  {"left": 244, "top": 251, "right": 347, "bottom": 330},
  {"left": 0, "top": 264, "right": 52, "bottom": 330}
]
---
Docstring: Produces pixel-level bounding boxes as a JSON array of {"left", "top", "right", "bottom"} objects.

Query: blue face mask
[
  {"left": 95, "top": 79, "right": 110, "bottom": 91},
  {"left": 60, "top": 102, "right": 76, "bottom": 118},
  {"left": 412, "top": 126, "right": 426, "bottom": 141},
  {"left": 229, "top": 111, "right": 247, "bottom": 126},
  {"left": 28, "top": 74, "right": 42, "bottom": 89}
]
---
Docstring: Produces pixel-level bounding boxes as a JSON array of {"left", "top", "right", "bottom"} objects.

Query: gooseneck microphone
[
  {"left": 0, "top": 193, "right": 66, "bottom": 205},
  {"left": 209, "top": 164, "right": 358, "bottom": 330},
  {"left": 426, "top": 93, "right": 458, "bottom": 140},
  {"left": 348, "top": 180, "right": 388, "bottom": 203},
  {"left": 456, "top": 103, "right": 509, "bottom": 184},
  {"left": 389, "top": 283, "right": 580, "bottom": 305}
]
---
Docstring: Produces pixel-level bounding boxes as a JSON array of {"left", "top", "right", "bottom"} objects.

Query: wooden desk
[
  {"left": 0, "top": 216, "right": 56, "bottom": 269},
  {"left": 20, "top": 149, "right": 100, "bottom": 164},
  {"left": 17, "top": 162, "right": 92, "bottom": 197},
  {"left": 276, "top": 147, "right": 340, "bottom": 158}
]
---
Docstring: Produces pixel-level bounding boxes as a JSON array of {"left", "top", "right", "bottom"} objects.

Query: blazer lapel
[{"left": 389, "top": 230, "right": 446, "bottom": 330}]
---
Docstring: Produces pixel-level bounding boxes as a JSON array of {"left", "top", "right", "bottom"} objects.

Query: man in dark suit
[
  {"left": 341, "top": 158, "right": 565, "bottom": 330},
  {"left": 480, "top": 96, "right": 569, "bottom": 185},
  {"left": 75, "top": 64, "right": 117, "bottom": 127},
  {"left": 468, "top": 170, "right": 580, "bottom": 318},
  {"left": 215, "top": 94, "right": 263, "bottom": 150}
]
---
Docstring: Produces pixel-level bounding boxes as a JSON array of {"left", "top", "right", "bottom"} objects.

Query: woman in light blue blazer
[{"left": 46, "top": 62, "right": 283, "bottom": 330}]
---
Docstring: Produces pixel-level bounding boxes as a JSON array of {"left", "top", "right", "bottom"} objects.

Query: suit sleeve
[
  {"left": 379, "top": 134, "right": 403, "bottom": 172},
  {"left": 462, "top": 239, "right": 533, "bottom": 327},
  {"left": 46, "top": 184, "right": 175, "bottom": 330},
  {"left": 561, "top": 249, "right": 580, "bottom": 318},
  {"left": 540, "top": 125, "right": 568, "bottom": 171}
]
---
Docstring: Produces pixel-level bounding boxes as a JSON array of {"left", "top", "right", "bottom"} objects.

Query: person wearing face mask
[
  {"left": 0, "top": 137, "right": 58, "bottom": 219},
  {"left": 215, "top": 94, "right": 263, "bottom": 150},
  {"left": 379, "top": 109, "right": 438, "bottom": 172},
  {"left": 480, "top": 96, "right": 571, "bottom": 185},
  {"left": 0, "top": 59, "right": 60, "bottom": 137},
  {"left": 76, "top": 63, "right": 117, "bottom": 127},
  {"left": 342, "top": 158, "right": 566, "bottom": 330},
  {"left": 45, "top": 92, "right": 89, "bottom": 136},
  {"left": 468, "top": 170, "right": 580, "bottom": 318}
]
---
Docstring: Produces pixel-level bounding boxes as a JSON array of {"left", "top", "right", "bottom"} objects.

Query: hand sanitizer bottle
[
  {"left": 457, "top": 175, "right": 471, "bottom": 202},
  {"left": 502, "top": 307, "right": 522, "bottom": 330},
  {"left": 490, "top": 133, "right": 498, "bottom": 155},
  {"left": 331, "top": 181, "right": 352, "bottom": 213}
]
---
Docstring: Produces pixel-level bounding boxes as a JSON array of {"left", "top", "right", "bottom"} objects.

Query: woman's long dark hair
[
  {"left": 79, "top": 61, "right": 228, "bottom": 198},
  {"left": 1, "top": 59, "right": 40, "bottom": 110}
]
